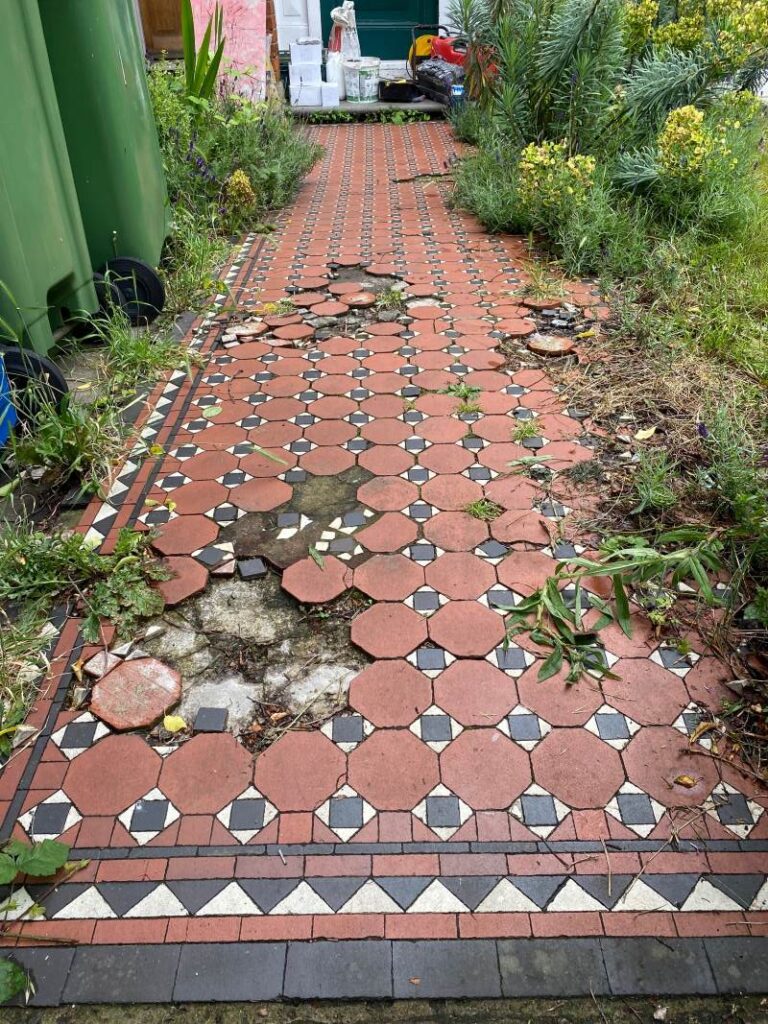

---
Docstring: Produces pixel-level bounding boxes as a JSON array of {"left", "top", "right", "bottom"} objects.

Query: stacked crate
[{"left": 289, "top": 39, "right": 339, "bottom": 108}]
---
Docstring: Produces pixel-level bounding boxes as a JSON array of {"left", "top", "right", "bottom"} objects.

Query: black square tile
[
  {"left": 60, "top": 721, "right": 98, "bottom": 750},
  {"left": 229, "top": 798, "right": 266, "bottom": 831},
  {"left": 520, "top": 793, "right": 558, "bottom": 826},
  {"left": 194, "top": 707, "right": 228, "bottom": 733},
  {"left": 421, "top": 715, "right": 453, "bottom": 743},
  {"left": 329, "top": 796, "right": 364, "bottom": 829},
  {"left": 130, "top": 799, "right": 169, "bottom": 833},
  {"left": 332, "top": 716, "right": 364, "bottom": 743},
  {"left": 30, "top": 802, "right": 71, "bottom": 836},
  {"left": 426, "top": 795, "right": 460, "bottom": 827}
]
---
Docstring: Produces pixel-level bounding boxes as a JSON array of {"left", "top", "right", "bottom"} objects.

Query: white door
[{"left": 274, "top": 0, "right": 323, "bottom": 47}]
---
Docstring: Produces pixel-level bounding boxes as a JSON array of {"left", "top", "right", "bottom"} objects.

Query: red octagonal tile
[
  {"left": 351, "top": 603, "right": 428, "bottom": 658},
  {"left": 348, "top": 660, "right": 433, "bottom": 726},
  {"left": 65, "top": 735, "right": 161, "bottom": 815},
  {"left": 425, "top": 553, "right": 496, "bottom": 599},
  {"left": 160, "top": 734, "right": 253, "bottom": 813},
  {"left": 282, "top": 555, "right": 351, "bottom": 604},
  {"left": 622, "top": 726, "right": 719, "bottom": 807},
  {"left": 357, "top": 476, "right": 419, "bottom": 512},
  {"left": 354, "top": 554, "right": 424, "bottom": 601},
  {"left": 423, "top": 511, "right": 489, "bottom": 552},
  {"left": 433, "top": 660, "right": 518, "bottom": 725},
  {"left": 532, "top": 729, "right": 624, "bottom": 809},
  {"left": 356, "top": 513, "right": 418, "bottom": 553},
  {"left": 255, "top": 731, "right": 346, "bottom": 811},
  {"left": 428, "top": 602, "right": 505, "bottom": 657},
  {"left": 348, "top": 730, "right": 439, "bottom": 810},
  {"left": 441, "top": 730, "right": 531, "bottom": 809}
]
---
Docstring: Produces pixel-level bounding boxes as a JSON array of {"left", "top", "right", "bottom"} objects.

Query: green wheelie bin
[
  {"left": 0, "top": 0, "right": 99, "bottom": 356},
  {"left": 38, "top": 0, "right": 170, "bottom": 324}
]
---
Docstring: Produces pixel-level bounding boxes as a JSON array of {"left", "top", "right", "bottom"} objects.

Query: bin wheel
[
  {"left": 93, "top": 272, "right": 127, "bottom": 317},
  {"left": 102, "top": 256, "right": 165, "bottom": 326},
  {"left": 0, "top": 345, "right": 69, "bottom": 423}
]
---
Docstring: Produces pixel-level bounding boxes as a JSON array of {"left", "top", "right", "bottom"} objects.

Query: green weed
[
  {"left": 0, "top": 525, "right": 169, "bottom": 644},
  {"left": 465, "top": 498, "right": 504, "bottom": 521},
  {"left": 632, "top": 450, "right": 678, "bottom": 514},
  {"left": 512, "top": 419, "right": 539, "bottom": 442}
]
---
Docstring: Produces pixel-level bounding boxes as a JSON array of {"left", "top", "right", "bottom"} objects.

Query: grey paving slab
[
  {"left": 498, "top": 938, "right": 609, "bottom": 997},
  {"left": 5, "top": 947, "right": 75, "bottom": 1007},
  {"left": 174, "top": 942, "right": 286, "bottom": 1001},
  {"left": 284, "top": 940, "right": 393, "bottom": 999},
  {"left": 601, "top": 937, "right": 717, "bottom": 995},
  {"left": 393, "top": 940, "right": 502, "bottom": 999},
  {"left": 705, "top": 938, "right": 768, "bottom": 993},
  {"left": 63, "top": 945, "right": 181, "bottom": 1003}
]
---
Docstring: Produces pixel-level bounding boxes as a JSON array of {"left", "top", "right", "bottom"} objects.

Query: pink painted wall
[{"left": 191, "top": 0, "right": 268, "bottom": 99}]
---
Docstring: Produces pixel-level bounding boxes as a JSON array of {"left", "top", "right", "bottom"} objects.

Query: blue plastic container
[{"left": 0, "top": 353, "right": 18, "bottom": 446}]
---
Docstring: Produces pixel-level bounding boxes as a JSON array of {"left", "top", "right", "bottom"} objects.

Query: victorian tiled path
[{"left": 3, "top": 124, "right": 766, "bottom": 1004}]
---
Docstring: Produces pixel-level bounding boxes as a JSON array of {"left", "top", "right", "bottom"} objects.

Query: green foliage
[
  {"left": 465, "top": 498, "right": 504, "bottom": 520},
  {"left": 505, "top": 529, "right": 724, "bottom": 682},
  {"left": 0, "top": 959, "right": 30, "bottom": 1005},
  {"left": 375, "top": 286, "right": 406, "bottom": 312},
  {"left": 632, "top": 449, "right": 678, "bottom": 513},
  {"left": 0, "top": 838, "right": 70, "bottom": 885},
  {"left": 148, "top": 63, "right": 320, "bottom": 309},
  {"left": 7, "top": 393, "right": 122, "bottom": 496},
  {"left": 0, "top": 526, "right": 169, "bottom": 643},
  {"left": 452, "top": 0, "right": 768, "bottom": 274},
  {"left": 181, "top": 0, "right": 225, "bottom": 105}
]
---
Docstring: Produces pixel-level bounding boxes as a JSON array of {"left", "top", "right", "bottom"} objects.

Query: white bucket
[{"left": 343, "top": 58, "right": 380, "bottom": 103}]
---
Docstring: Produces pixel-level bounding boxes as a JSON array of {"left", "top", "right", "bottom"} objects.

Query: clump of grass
[
  {"left": 0, "top": 608, "right": 53, "bottom": 758},
  {"left": 0, "top": 525, "right": 169, "bottom": 643},
  {"left": 632, "top": 450, "right": 678, "bottom": 514},
  {"left": 457, "top": 399, "right": 482, "bottom": 415},
  {"left": 88, "top": 309, "right": 191, "bottom": 399},
  {"left": 375, "top": 286, "right": 406, "bottom": 312},
  {"left": 465, "top": 498, "right": 504, "bottom": 521},
  {"left": 512, "top": 419, "right": 539, "bottom": 442},
  {"left": 8, "top": 393, "right": 123, "bottom": 496},
  {"left": 442, "top": 381, "right": 481, "bottom": 402}
]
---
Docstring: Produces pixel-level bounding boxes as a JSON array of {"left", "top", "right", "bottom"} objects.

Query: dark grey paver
[
  {"left": 174, "top": 942, "right": 286, "bottom": 1001},
  {"left": 393, "top": 940, "right": 501, "bottom": 998},
  {"left": 5, "top": 947, "right": 75, "bottom": 1007},
  {"left": 601, "top": 937, "right": 717, "bottom": 995},
  {"left": 284, "top": 940, "right": 393, "bottom": 999},
  {"left": 498, "top": 938, "right": 609, "bottom": 997},
  {"left": 63, "top": 945, "right": 181, "bottom": 1003},
  {"left": 705, "top": 938, "right": 768, "bottom": 993}
]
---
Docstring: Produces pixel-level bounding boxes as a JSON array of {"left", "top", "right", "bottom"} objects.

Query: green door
[{"left": 322, "top": 0, "right": 438, "bottom": 61}]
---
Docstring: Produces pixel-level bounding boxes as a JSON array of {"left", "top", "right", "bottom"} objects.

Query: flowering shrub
[
  {"left": 657, "top": 106, "right": 715, "bottom": 179},
  {"left": 623, "top": 0, "right": 659, "bottom": 55},
  {"left": 517, "top": 142, "right": 597, "bottom": 224}
]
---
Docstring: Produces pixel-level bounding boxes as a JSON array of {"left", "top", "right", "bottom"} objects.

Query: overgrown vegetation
[
  {"left": 448, "top": 0, "right": 768, "bottom": 770},
  {"left": 148, "top": 61, "right": 321, "bottom": 313},
  {"left": 0, "top": 526, "right": 169, "bottom": 645},
  {"left": 0, "top": 838, "right": 78, "bottom": 1004}
]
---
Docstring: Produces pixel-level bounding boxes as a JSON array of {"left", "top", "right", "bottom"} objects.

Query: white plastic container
[
  {"left": 289, "top": 62, "right": 323, "bottom": 86},
  {"left": 289, "top": 82, "right": 322, "bottom": 107},
  {"left": 290, "top": 39, "right": 323, "bottom": 66},
  {"left": 321, "top": 82, "right": 340, "bottom": 108},
  {"left": 326, "top": 51, "right": 346, "bottom": 100},
  {"left": 343, "top": 57, "right": 380, "bottom": 104}
]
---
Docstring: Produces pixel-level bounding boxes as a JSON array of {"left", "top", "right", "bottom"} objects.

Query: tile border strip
[{"left": 7, "top": 937, "right": 768, "bottom": 1005}]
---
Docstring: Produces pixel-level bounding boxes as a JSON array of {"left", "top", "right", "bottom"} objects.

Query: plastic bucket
[{"left": 343, "top": 58, "right": 380, "bottom": 103}]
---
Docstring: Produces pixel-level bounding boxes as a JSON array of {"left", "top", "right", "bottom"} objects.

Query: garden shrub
[{"left": 148, "top": 64, "right": 321, "bottom": 309}]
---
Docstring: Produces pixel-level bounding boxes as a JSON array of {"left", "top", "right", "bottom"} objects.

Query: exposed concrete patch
[{"left": 144, "top": 572, "right": 369, "bottom": 738}]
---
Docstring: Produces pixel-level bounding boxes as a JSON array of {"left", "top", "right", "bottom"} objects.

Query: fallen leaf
[
  {"left": 201, "top": 405, "right": 223, "bottom": 419},
  {"left": 76, "top": 382, "right": 92, "bottom": 391},
  {"left": 163, "top": 715, "right": 187, "bottom": 734},
  {"left": 247, "top": 723, "right": 264, "bottom": 736},
  {"left": 144, "top": 498, "right": 160, "bottom": 508},
  {"left": 689, "top": 720, "right": 719, "bottom": 745},
  {"left": 149, "top": 444, "right": 165, "bottom": 457},
  {"left": 674, "top": 774, "right": 697, "bottom": 789},
  {"left": 269, "top": 711, "right": 290, "bottom": 724},
  {"left": 309, "top": 546, "right": 325, "bottom": 569},
  {"left": 634, "top": 426, "right": 657, "bottom": 440},
  {"left": 71, "top": 658, "right": 84, "bottom": 683}
]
